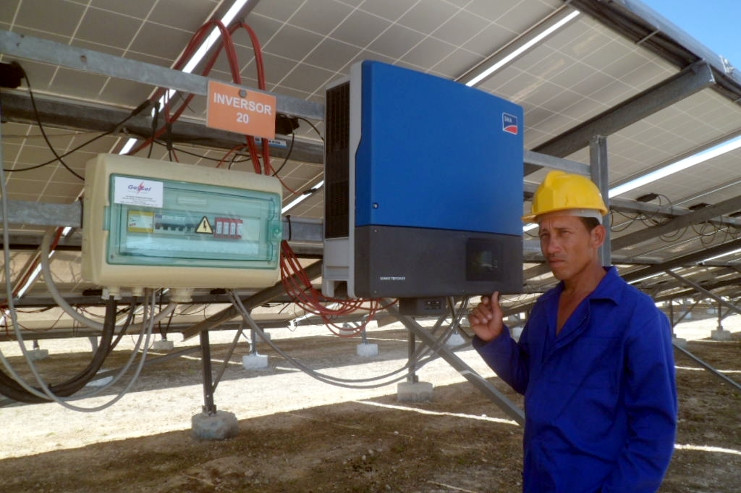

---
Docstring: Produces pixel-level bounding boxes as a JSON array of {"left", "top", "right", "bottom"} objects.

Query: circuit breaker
[{"left": 82, "top": 153, "right": 282, "bottom": 290}]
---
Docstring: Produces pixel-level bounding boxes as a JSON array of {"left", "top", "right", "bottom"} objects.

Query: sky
[{"left": 641, "top": 0, "right": 741, "bottom": 69}]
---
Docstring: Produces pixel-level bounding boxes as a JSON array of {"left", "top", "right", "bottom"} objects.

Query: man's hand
[{"left": 468, "top": 292, "right": 504, "bottom": 343}]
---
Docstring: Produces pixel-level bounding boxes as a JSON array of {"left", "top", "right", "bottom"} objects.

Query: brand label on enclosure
[
  {"left": 113, "top": 176, "right": 163, "bottom": 208},
  {"left": 207, "top": 80, "right": 276, "bottom": 139},
  {"left": 502, "top": 113, "right": 519, "bottom": 135}
]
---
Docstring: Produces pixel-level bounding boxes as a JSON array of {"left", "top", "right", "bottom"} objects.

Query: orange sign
[{"left": 206, "top": 80, "right": 276, "bottom": 140}]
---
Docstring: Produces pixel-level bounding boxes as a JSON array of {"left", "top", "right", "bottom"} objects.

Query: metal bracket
[{"left": 385, "top": 302, "right": 525, "bottom": 425}]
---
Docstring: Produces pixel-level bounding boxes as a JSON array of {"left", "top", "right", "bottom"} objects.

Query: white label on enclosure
[{"left": 113, "top": 177, "right": 164, "bottom": 208}]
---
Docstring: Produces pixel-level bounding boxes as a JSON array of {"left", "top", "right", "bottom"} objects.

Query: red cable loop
[
  {"left": 124, "top": 20, "right": 396, "bottom": 336},
  {"left": 129, "top": 20, "right": 266, "bottom": 174},
  {"left": 279, "top": 241, "right": 394, "bottom": 336}
]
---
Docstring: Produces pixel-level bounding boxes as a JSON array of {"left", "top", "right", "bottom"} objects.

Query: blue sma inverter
[{"left": 322, "top": 61, "right": 523, "bottom": 301}]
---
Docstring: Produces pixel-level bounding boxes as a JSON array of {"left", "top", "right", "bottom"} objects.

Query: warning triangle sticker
[{"left": 196, "top": 216, "right": 213, "bottom": 234}]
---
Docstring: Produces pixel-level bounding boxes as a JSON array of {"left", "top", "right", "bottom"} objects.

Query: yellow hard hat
[{"left": 523, "top": 170, "right": 608, "bottom": 222}]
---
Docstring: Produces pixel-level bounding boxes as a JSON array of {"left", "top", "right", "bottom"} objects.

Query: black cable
[
  {"left": 0, "top": 296, "right": 118, "bottom": 403},
  {"left": 610, "top": 211, "right": 639, "bottom": 233},
  {"left": 227, "top": 144, "right": 254, "bottom": 170},
  {"left": 296, "top": 116, "right": 325, "bottom": 144},
  {"left": 4, "top": 129, "right": 114, "bottom": 174},
  {"left": 159, "top": 301, "right": 175, "bottom": 340},
  {"left": 164, "top": 121, "right": 176, "bottom": 162},
  {"left": 107, "top": 299, "right": 138, "bottom": 354},
  {"left": 147, "top": 103, "right": 159, "bottom": 159},
  {"left": 51, "top": 296, "right": 121, "bottom": 395},
  {"left": 4, "top": 68, "right": 153, "bottom": 174},
  {"left": 14, "top": 64, "right": 84, "bottom": 180},
  {"left": 150, "top": 139, "right": 252, "bottom": 164},
  {"left": 272, "top": 131, "right": 296, "bottom": 177}
]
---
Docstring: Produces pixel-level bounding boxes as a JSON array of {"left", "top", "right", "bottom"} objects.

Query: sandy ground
[
  {"left": 0, "top": 323, "right": 508, "bottom": 457},
  {"left": 0, "top": 314, "right": 738, "bottom": 492}
]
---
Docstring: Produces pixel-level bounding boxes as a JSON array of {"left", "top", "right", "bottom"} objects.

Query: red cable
[
  {"left": 235, "top": 22, "right": 272, "bottom": 175},
  {"left": 279, "top": 241, "right": 393, "bottom": 336},
  {"left": 129, "top": 20, "right": 264, "bottom": 174},
  {"left": 123, "top": 19, "right": 393, "bottom": 337}
]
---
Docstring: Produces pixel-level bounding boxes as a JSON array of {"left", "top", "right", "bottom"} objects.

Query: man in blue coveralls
[{"left": 469, "top": 170, "right": 677, "bottom": 492}]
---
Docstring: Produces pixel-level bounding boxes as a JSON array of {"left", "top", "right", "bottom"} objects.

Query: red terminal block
[{"left": 214, "top": 217, "right": 243, "bottom": 239}]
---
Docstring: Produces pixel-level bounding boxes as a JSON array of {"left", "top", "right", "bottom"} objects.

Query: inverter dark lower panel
[{"left": 354, "top": 226, "right": 522, "bottom": 298}]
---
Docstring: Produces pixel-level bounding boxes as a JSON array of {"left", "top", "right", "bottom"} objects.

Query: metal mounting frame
[{"left": 0, "top": 30, "right": 323, "bottom": 120}]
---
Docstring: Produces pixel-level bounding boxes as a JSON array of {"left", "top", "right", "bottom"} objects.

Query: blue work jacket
[{"left": 474, "top": 267, "right": 677, "bottom": 492}]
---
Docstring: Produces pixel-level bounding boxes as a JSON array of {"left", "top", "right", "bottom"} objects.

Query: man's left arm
[{"left": 602, "top": 309, "right": 678, "bottom": 492}]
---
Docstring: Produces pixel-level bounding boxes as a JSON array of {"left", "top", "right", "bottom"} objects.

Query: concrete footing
[
  {"left": 711, "top": 329, "right": 733, "bottom": 341},
  {"left": 191, "top": 410, "right": 239, "bottom": 440},
  {"left": 27, "top": 348, "right": 49, "bottom": 361},
  {"left": 511, "top": 326, "right": 524, "bottom": 342},
  {"left": 254, "top": 331, "right": 271, "bottom": 342},
  {"left": 672, "top": 337, "right": 688, "bottom": 348},
  {"left": 397, "top": 381, "right": 433, "bottom": 402},
  {"left": 357, "top": 342, "right": 379, "bottom": 357},
  {"left": 152, "top": 339, "right": 174, "bottom": 351},
  {"left": 445, "top": 332, "right": 466, "bottom": 347},
  {"left": 242, "top": 353, "right": 269, "bottom": 369},
  {"left": 86, "top": 375, "right": 113, "bottom": 388}
]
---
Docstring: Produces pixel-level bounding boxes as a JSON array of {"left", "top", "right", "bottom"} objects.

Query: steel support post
[
  {"left": 590, "top": 135, "right": 611, "bottom": 266},
  {"left": 524, "top": 150, "right": 589, "bottom": 176},
  {"left": 717, "top": 300, "right": 724, "bottom": 332},
  {"left": 200, "top": 329, "right": 217, "bottom": 415},
  {"left": 211, "top": 327, "right": 244, "bottom": 394},
  {"left": 407, "top": 332, "right": 418, "bottom": 383},
  {"left": 673, "top": 298, "right": 699, "bottom": 326},
  {"left": 386, "top": 303, "right": 525, "bottom": 425},
  {"left": 250, "top": 327, "right": 259, "bottom": 355}
]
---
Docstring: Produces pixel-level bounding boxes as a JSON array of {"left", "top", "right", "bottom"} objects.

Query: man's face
[{"left": 537, "top": 214, "right": 604, "bottom": 282}]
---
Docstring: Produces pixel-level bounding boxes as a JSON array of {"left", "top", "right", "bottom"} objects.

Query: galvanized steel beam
[
  {"left": 0, "top": 30, "right": 324, "bottom": 120},
  {"left": 0, "top": 91, "right": 324, "bottom": 164},
  {"left": 622, "top": 238, "right": 741, "bottom": 283},
  {"left": 664, "top": 270, "right": 741, "bottom": 316},
  {"left": 0, "top": 200, "right": 80, "bottom": 228},
  {"left": 524, "top": 150, "right": 589, "bottom": 176},
  {"left": 590, "top": 135, "right": 611, "bottom": 265}
]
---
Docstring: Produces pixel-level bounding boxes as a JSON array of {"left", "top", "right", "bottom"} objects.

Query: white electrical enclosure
[{"left": 82, "top": 154, "right": 282, "bottom": 290}]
